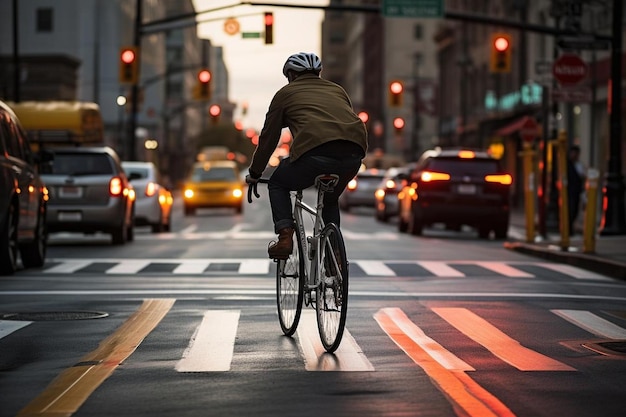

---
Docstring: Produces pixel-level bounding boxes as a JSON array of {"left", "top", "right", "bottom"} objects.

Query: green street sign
[
  {"left": 241, "top": 32, "right": 261, "bottom": 39},
  {"left": 383, "top": 0, "right": 444, "bottom": 18}
]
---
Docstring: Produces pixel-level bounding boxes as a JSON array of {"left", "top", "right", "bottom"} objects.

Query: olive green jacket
[{"left": 249, "top": 73, "right": 368, "bottom": 178}]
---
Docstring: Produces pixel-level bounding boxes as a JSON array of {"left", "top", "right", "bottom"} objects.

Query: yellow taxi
[{"left": 182, "top": 160, "right": 244, "bottom": 215}]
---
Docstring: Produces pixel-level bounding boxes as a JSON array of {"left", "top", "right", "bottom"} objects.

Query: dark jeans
[{"left": 268, "top": 154, "right": 362, "bottom": 233}]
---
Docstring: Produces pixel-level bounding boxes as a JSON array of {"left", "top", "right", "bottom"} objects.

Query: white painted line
[
  {"left": 106, "top": 260, "right": 151, "bottom": 274},
  {"left": 432, "top": 307, "right": 575, "bottom": 371},
  {"left": 355, "top": 261, "right": 396, "bottom": 276},
  {"left": 238, "top": 259, "right": 271, "bottom": 275},
  {"left": 0, "top": 320, "right": 31, "bottom": 339},
  {"left": 537, "top": 263, "right": 612, "bottom": 281},
  {"left": 178, "top": 225, "right": 197, "bottom": 234},
  {"left": 43, "top": 260, "right": 93, "bottom": 273},
  {"left": 173, "top": 261, "right": 211, "bottom": 274},
  {"left": 375, "top": 308, "right": 474, "bottom": 371},
  {"left": 475, "top": 262, "right": 534, "bottom": 278},
  {"left": 176, "top": 310, "right": 240, "bottom": 372},
  {"left": 298, "top": 310, "right": 374, "bottom": 371},
  {"left": 552, "top": 309, "right": 626, "bottom": 339},
  {"left": 418, "top": 261, "right": 465, "bottom": 277}
]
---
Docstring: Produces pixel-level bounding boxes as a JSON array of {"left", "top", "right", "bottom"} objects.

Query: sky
[{"left": 192, "top": 0, "right": 329, "bottom": 131}]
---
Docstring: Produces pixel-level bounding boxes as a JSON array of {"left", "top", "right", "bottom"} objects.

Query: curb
[{"left": 503, "top": 241, "right": 626, "bottom": 281}]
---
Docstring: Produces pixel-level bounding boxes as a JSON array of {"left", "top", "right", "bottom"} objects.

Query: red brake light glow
[
  {"left": 421, "top": 171, "right": 451, "bottom": 182},
  {"left": 485, "top": 174, "right": 513, "bottom": 185},
  {"left": 109, "top": 177, "right": 123, "bottom": 196}
]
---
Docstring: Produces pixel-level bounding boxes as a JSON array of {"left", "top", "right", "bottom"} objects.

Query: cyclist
[{"left": 246, "top": 52, "right": 368, "bottom": 260}]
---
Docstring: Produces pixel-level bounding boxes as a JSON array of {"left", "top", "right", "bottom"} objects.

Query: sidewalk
[{"left": 504, "top": 209, "right": 626, "bottom": 281}]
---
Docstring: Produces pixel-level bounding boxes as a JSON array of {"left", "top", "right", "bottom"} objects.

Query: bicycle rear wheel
[
  {"left": 316, "top": 223, "right": 349, "bottom": 353},
  {"left": 276, "top": 227, "right": 305, "bottom": 336}
]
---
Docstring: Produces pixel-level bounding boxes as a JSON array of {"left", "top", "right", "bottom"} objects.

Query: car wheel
[
  {"left": 478, "top": 226, "right": 491, "bottom": 239},
  {"left": 397, "top": 212, "right": 408, "bottom": 233},
  {"left": 408, "top": 206, "right": 423, "bottom": 236},
  {"left": 151, "top": 213, "right": 164, "bottom": 233},
  {"left": 111, "top": 222, "right": 127, "bottom": 245},
  {"left": 184, "top": 206, "right": 195, "bottom": 216},
  {"left": 0, "top": 202, "right": 19, "bottom": 275},
  {"left": 20, "top": 202, "right": 47, "bottom": 269},
  {"left": 494, "top": 222, "right": 509, "bottom": 240},
  {"left": 164, "top": 213, "right": 172, "bottom": 232},
  {"left": 236, "top": 204, "right": 243, "bottom": 214}
]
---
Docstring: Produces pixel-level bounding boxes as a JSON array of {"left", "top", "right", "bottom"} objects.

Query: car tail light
[
  {"left": 375, "top": 189, "right": 386, "bottom": 199},
  {"left": 458, "top": 150, "right": 475, "bottom": 159},
  {"left": 109, "top": 177, "right": 123, "bottom": 196},
  {"left": 145, "top": 182, "right": 157, "bottom": 197},
  {"left": 347, "top": 178, "right": 357, "bottom": 190},
  {"left": 420, "top": 171, "right": 451, "bottom": 182},
  {"left": 485, "top": 174, "right": 513, "bottom": 185},
  {"left": 385, "top": 179, "right": 396, "bottom": 189}
]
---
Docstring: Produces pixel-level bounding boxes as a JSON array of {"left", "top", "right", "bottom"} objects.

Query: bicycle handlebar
[{"left": 247, "top": 177, "right": 269, "bottom": 203}]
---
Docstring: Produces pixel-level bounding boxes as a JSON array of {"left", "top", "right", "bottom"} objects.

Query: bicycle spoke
[
  {"left": 276, "top": 229, "right": 305, "bottom": 336},
  {"left": 316, "top": 223, "right": 348, "bottom": 353}
]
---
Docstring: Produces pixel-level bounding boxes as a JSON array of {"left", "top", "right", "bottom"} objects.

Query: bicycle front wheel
[
  {"left": 316, "top": 223, "right": 349, "bottom": 353},
  {"left": 276, "top": 226, "right": 305, "bottom": 336}
]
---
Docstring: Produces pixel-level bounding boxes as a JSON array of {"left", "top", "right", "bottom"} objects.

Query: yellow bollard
[
  {"left": 555, "top": 130, "right": 569, "bottom": 250},
  {"left": 583, "top": 168, "right": 599, "bottom": 253},
  {"left": 520, "top": 143, "right": 536, "bottom": 242}
]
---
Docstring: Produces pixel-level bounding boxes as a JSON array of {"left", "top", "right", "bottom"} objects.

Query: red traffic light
[
  {"left": 264, "top": 12, "right": 274, "bottom": 25},
  {"left": 393, "top": 117, "right": 405, "bottom": 130},
  {"left": 264, "top": 12, "right": 274, "bottom": 44},
  {"left": 121, "top": 48, "right": 136, "bottom": 64},
  {"left": 390, "top": 81, "right": 403, "bottom": 94},
  {"left": 494, "top": 36, "right": 509, "bottom": 52},
  {"left": 198, "top": 69, "right": 211, "bottom": 83},
  {"left": 209, "top": 104, "right": 221, "bottom": 117},
  {"left": 358, "top": 111, "right": 369, "bottom": 124}
]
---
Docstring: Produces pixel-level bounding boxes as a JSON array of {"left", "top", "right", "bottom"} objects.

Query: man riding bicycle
[{"left": 246, "top": 52, "right": 368, "bottom": 260}]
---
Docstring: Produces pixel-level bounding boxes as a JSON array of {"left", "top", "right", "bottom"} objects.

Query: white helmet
[{"left": 282, "top": 52, "right": 322, "bottom": 78}]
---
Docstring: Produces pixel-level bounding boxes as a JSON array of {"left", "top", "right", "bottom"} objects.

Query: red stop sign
[
  {"left": 520, "top": 117, "right": 539, "bottom": 143},
  {"left": 553, "top": 54, "right": 588, "bottom": 86}
]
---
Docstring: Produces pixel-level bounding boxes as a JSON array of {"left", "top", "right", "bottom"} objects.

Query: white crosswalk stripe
[{"left": 38, "top": 258, "right": 613, "bottom": 280}]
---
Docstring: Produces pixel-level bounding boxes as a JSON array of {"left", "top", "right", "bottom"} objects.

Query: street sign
[
  {"left": 383, "top": 0, "right": 443, "bottom": 18},
  {"left": 241, "top": 32, "right": 261, "bottom": 39},
  {"left": 552, "top": 53, "right": 588, "bottom": 86},
  {"left": 557, "top": 36, "right": 610, "bottom": 51},
  {"left": 552, "top": 87, "right": 592, "bottom": 103},
  {"left": 520, "top": 117, "right": 539, "bottom": 143}
]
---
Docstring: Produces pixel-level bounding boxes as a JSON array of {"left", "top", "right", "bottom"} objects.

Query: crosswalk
[
  {"left": 36, "top": 258, "right": 613, "bottom": 280},
  {"left": 6, "top": 301, "right": 626, "bottom": 417}
]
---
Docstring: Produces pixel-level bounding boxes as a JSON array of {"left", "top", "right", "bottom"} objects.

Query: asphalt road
[{"left": 1, "top": 189, "right": 625, "bottom": 417}]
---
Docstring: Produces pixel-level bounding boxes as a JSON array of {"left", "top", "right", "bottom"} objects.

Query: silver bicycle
[{"left": 248, "top": 175, "right": 349, "bottom": 353}]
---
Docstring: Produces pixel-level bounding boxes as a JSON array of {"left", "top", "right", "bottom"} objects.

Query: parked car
[
  {"left": 0, "top": 100, "right": 51, "bottom": 275},
  {"left": 339, "top": 168, "right": 386, "bottom": 212},
  {"left": 122, "top": 161, "right": 173, "bottom": 233},
  {"left": 182, "top": 160, "right": 244, "bottom": 215},
  {"left": 374, "top": 164, "right": 415, "bottom": 222},
  {"left": 41, "top": 146, "right": 135, "bottom": 244},
  {"left": 397, "top": 148, "right": 512, "bottom": 239}
]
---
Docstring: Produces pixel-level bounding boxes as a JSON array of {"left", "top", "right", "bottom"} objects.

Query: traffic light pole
[
  {"left": 128, "top": 0, "right": 142, "bottom": 161},
  {"left": 601, "top": 0, "right": 626, "bottom": 235}
]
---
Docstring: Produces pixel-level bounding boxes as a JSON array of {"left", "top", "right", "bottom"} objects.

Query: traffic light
[
  {"left": 264, "top": 12, "right": 273, "bottom": 44},
  {"left": 209, "top": 104, "right": 221, "bottom": 125},
  {"left": 388, "top": 81, "right": 404, "bottom": 107},
  {"left": 119, "top": 46, "right": 139, "bottom": 84},
  {"left": 194, "top": 69, "right": 212, "bottom": 100},
  {"left": 490, "top": 33, "right": 512, "bottom": 73},
  {"left": 393, "top": 117, "right": 405, "bottom": 134}
]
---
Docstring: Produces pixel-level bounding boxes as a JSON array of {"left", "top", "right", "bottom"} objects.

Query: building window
[
  {"left": 36, "top": 8, "right": 53, "bottom": 32},
  {"left": 414, "top": 24, "right": 423, "bottom": 40}
]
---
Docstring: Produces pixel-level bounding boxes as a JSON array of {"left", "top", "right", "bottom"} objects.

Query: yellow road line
[
  {"left": 18, "top": 298, "right": 175, "bottom": 417},
  {"left": 374, "top": 307, "right": 515, "bottom": 417}
]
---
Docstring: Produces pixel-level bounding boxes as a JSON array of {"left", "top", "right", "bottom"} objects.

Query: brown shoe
[{"left": 268, "top": 227, "right": 294, "bottom": 259}]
